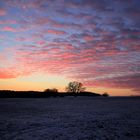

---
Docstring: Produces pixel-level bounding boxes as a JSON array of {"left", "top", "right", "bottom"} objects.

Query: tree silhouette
[{"left": 66, "top": 81, "right": 85, "bottom": 93}]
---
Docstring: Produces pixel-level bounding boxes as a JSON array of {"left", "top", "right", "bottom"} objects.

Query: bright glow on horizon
[{"left": 0, "top": 73, "right": 71, "bottom": 91}]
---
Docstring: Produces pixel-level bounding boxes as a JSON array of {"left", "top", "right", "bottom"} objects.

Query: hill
[{"left": 0, "top": 90, "right": 101, "bottom": 98}]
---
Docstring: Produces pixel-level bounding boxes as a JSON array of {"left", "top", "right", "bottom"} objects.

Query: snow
[{"left": 0, "top": 97, "right": 140, "bottom": 140}]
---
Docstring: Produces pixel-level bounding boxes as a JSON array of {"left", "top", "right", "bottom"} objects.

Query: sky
[{"left": 0, "top": 0, "right": 140, "bottom": 96}]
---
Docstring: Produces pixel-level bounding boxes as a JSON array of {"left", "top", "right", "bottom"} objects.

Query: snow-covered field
[{"left": 0, "top": 97, "right": 140, "bottom": 140}]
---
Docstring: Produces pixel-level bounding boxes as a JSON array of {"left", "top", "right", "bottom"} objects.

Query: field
[{"left": 0, "top": 97, "right": 140, "bottom": 140}]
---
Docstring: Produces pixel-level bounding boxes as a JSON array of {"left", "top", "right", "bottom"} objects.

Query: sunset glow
[{"left": 0, "top": 0, "right": 140, "bottom": 96}]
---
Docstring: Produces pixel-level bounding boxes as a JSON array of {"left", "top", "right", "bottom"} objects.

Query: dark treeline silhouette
[
  {"left": 0, "top": 90, "right": 102, "bottom": 98},
  {"left": 0, "top": 82, "right": 109, "bottom": 98}
]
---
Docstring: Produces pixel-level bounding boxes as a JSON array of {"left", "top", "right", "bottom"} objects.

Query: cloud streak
[{"left": 0, "top": 8, "right": 6, "bottom": 16}]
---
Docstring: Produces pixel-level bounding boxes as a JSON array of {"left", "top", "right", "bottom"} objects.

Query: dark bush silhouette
[
  {"left": 44, "top": 88, "right": 58, "bottom": 93},
  {"left": 102, "top": 92, "right": 109, "bottom": 97},
  {"left": 66, "top": 81, "right": 85, "bottom": 93},
  {"left": 44, "top": 88, "right": 58, "bottom": 97}
]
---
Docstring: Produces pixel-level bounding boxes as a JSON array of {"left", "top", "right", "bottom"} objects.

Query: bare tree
[{"left": 66, "top": 81, "right": 85, "bottom": 93}]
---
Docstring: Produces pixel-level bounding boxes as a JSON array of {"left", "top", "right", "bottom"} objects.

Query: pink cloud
[
  {"left": 49, "top": 19, "right": 82, "bottom": 29},
  {"left": 0, "top": 20, "right": 17, "bottom": 24},
  {"left": 0, "top": 68, "right": 17, "bottom": 79},
  {"left": 37, "top": 41, "right": 46, "bottom": 45},
  {"left": 83, "top": 74, "right": 140, "bottom": 92},
  {"left": 83, "top": 35, "right": 95, "bottom": 42},
  {"left": 42, "top": 43, "right": 73, "bottom": 49},
  {"left": 1, "top": 26, "right": 17, "bottom": 32},
  {"left": 36, "top": 18, "right": 51, "bottom": 25},
  {"left": 1, "top": 41, "right": 140, "bottom": 94},
  {"left": 47, "top": 29, "right": 66, "bottom": 35},
  {"left": 1, "top": 26, "right": 29, "bottom": 32},
  {"left": 0, "top": 8, "right": 6, "bottom": 16}
]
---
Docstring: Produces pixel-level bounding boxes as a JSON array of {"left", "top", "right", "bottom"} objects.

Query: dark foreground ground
[{"left": 0, "top": 97, "right": 140, "bottom": 140}]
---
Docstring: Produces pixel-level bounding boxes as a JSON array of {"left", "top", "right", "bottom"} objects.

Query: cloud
[
  {"left": 47, "top": 29, "right": 66, "bottom": 35},
  {"left": 0, "top": 25, "right": 29, "bottom": 32},
  {"left": 0, "top": 20, "right": 16, "bottom": 24},
  {"left": 0, "top": 68, "right": 16, "bottom": 79},
  {"left": 0, "top": 0, "right": 140, "bottom": 94},
  {"left": 0, "top": 8, "right": 6, "bottom": 16},
  {"left": 84, "top": 73, "right": 140, "bottom": 92},
  {"left": 0, "top": 71, "right": 17, "bottom": 79},
  {"left": 1, "top": 26, "right": 17, "bottom": 32}
]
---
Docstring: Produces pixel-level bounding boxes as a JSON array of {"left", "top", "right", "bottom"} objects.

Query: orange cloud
[{"left": 0, "top": 68, "right": 16, "bottom": 79}]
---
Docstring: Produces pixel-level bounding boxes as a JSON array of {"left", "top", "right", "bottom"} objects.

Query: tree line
[{"left": 0, "top": 81, "right": 109, "bottom": 98}]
